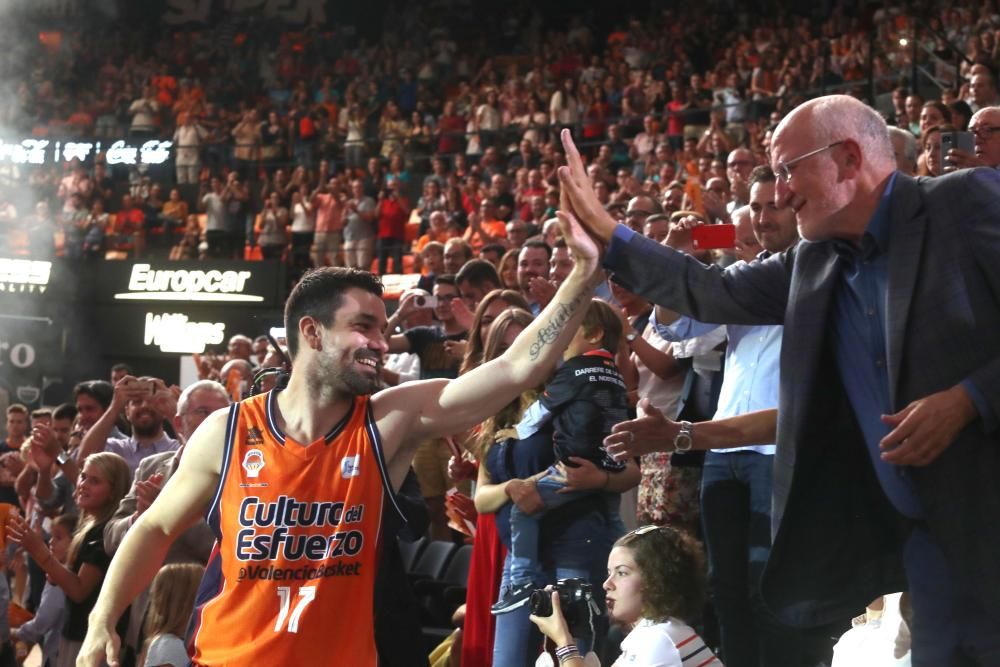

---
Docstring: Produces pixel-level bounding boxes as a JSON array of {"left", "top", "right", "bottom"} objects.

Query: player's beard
[{"left": 313, "top": 342, "right": 381, "bottom": 398}]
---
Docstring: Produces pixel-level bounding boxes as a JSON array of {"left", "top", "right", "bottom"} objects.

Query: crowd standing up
[{"left": 0, "top": 1, "right": 999, "bottom": 666}]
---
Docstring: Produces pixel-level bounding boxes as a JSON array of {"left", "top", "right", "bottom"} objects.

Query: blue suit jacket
[{"left": 604, "top": 168, "right": 1000, "bottom": 627}]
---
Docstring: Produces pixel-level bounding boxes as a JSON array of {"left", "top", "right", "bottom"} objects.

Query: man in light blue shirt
[{"left": 653, "top": 167, "right": 819, "bottom": 666}]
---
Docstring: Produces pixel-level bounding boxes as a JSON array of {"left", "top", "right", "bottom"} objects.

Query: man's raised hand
[{"left": 558, "top": 129, "right": 619, "bottom": 243}]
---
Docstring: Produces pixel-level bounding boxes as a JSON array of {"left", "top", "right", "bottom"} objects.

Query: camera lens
[{"left": 529, "top": 589, "right": 552, "bottom": 617}]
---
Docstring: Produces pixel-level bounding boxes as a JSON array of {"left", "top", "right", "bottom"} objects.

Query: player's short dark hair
[
  {"left": 111, "top": 362, "right": 132, "bottom": 375},
  {"left": 456, "top": 259, "right": 500, "bottom": 290},
  {"left": 435, "top": 274, "right": 457, "bottom": 288},
  {"left": 284, "top": 267, "right": 383, "bottom": 359}
]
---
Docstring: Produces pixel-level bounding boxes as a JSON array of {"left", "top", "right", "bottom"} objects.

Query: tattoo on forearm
[{"left": 529, "top": 292, "right": 588, "bottom": 361}]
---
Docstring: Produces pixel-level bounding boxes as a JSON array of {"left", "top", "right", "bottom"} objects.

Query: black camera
[{"left": 529, "top": 578, "right": 601, "bottom": 638}]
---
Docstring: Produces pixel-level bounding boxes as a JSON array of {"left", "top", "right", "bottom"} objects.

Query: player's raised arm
[
  {"left": 78, "top": 409, "right": 228, "bottom": 667},
  {"left": 375, "top": 205, "right": 603, "bottom": 449}
]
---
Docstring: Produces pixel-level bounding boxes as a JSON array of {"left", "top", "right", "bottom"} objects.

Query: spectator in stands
[
  {"left": 375, "top": 179, "right": 410, "bottom": 274},
  {"left": 458, "top": 290, "right": 532, "bottom": 376},
  {"left": 920, "top": 124, "right": 955, "bottom": 177},
  {"left": 416, "top": 180, "right": 447, "bottom": 235},
  {"left": 386, "top": 276, "right": 469, "bottom": 539},
  {"left": 128, "top": 85, "right": 159, "bottom": 137},
  {"left": 161, "top": 189, "right": 189, "bottom": 232},
  {"left": 255, "top": 192, "right": 289, "bottom": 261},
  {"left": 888, "top": 127, "right": 918, "bottom": 175},
  {"left": 2, "top": 405, "right": 28, "bottom": 454},
  {"left": 418, "top": 241, "right": 445, "bottom": 292},
  {"left": 199, "top": 177, "right": 229, "bottom": 259},
  {"left": 443, "top": 238, "right": 474, "bottom": 275},
  {"left": 623, "top": 195, "right": 661, "bottom": 234},
  {"left": 949, "top": 106, "right": 1000, "bottom": 169},
  {"left": 517, "top": 240, "right": 553, "bottom": 314},
  {"left": 104, "top": 380, "right": 227, "bottom": 663},
  {"left": 28, "top": 403, "right": 81, "bottom": 520},
  {"left": 967, "top": 71, "right": 1000, "bottom": 112},
  {"left": 172, "top": 112, "right": 206, "bottom": 185},
  {"left": 491, "top": 299, "right": 630, "bottom": 614},
  {"left": 529, "top": 525, "right": 721, "bottom": 667},
  {"left": 505, "top": 220, "right": 529, "bottom": 250},
  {"left": 72, "top": 381, "right": 114, "bottom": 434},
  {"left": 549, "top": 238, "right": 576, "bottom": 288},
  {"left": 230, "top": 110, "right": 261, "bottom": 179},
  {"left": 343, "top": 179, "right": 377, "bottom": 271},
  {"left": 8, "top": 452, "right": 130, "bottom": 667},
  {"left": 464, "top": 201, "right": 508, "bottom": 254},
  {"left": 78, "top": 376, "right": 180, "bottom": 475},
  {"left": 137, "top": 563, "right": 204, "bottom": 667},
  {"left": 11, "top": 513, "right": 76, "bottom": 666},
  {"left": 456, "top": 259, "right": 501, "bottom": 311},
  {"left": 311, "top": 177, "right": 346, "bottom": 268}
]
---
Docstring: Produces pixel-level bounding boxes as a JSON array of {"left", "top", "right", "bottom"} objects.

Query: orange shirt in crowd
[{"left": 413, "top": 229, "right": 455, "bottom": 254}]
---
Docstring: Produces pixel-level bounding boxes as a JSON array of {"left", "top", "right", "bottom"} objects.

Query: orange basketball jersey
[{"left": 190, "top": 390, "right": 403, "bottom": 666}]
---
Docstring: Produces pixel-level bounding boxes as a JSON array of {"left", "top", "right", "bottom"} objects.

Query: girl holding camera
[{"left": 530, "top": 525, "right": 722, "bottom": 666}]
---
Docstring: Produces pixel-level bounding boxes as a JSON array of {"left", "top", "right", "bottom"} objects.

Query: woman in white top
[{"left": 531, "top": 525, "right": 723, "bottom": 667}]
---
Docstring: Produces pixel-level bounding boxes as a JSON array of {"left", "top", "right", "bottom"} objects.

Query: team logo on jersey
[
  {"left": 340, "top": 454, "right": 361, "bottom": 479},
  {"left": 246, "top": 426, "right": 265, "bottom": 446},
  {"left": 242, "top": 448, "right": 266, "bottom": 478}
]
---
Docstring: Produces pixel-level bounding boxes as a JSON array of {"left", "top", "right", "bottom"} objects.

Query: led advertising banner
[{"left": 95, "top": 260, "right": 285, "bottom": 307}]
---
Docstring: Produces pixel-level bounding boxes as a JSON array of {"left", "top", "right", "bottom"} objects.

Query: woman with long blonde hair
[
  {"left": 9, "top": 452, "right": 131, "bottom": 667},
  {"left": 139, "top": 563, "right": 205, "bottom": 667}
]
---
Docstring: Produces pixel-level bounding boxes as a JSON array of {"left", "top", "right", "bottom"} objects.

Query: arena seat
[
  {"left": 414, "top": 543, "right": 473, "bottom": 628},
  {"left": 407, "top": 539, "right": 457, "bottom": 584},
  {"left": 399, "top": 535, "right": 428, "bottom": 573}
]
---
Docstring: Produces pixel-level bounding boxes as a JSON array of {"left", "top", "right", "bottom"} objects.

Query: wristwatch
[
  {"left": 56, "top": 452, "right": 70, "bottom": 466},
  {"left": 673, "top": 421, "right": 694, "bottom": 452},
  {"left": 625, "top": 331, "right": 639, "bottom": 345}
]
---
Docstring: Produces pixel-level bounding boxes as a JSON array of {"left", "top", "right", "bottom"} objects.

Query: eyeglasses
[
  {"left": 183, "top": 407, "right": 215, "bottom": 418},
  {"left": 969, "top": 125, "right": 1000, "bottom": 140},
  {"left": 773, "top": 141, "right": 844, "bottom": 183},
  {"left": 625, "top": 209, "right": 654, "bottom": 219}
]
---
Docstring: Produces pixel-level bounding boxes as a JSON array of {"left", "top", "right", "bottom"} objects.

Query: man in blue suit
[{"left": 554, "top": 94, "right": 1000, "bottom": 666}]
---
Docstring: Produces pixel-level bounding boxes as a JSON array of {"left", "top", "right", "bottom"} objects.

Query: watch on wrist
[
  {"left": 56, "top": 452, "right": 70, "bottom": 466},
  {"left": 673, "top": 421, "right": 694, "bottom": 452},
  {"left": 625, "top": 331, "right": 639, "bottom": 345}
]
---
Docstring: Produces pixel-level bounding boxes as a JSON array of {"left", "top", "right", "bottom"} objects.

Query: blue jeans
[
  {"left": 492, "top": 551, "right": 603, "bottom": 667},
  {"left": 509, "top": 468, "right": 589, "bottom": 587},
  {"left": 700, "top": 451, "right": 775, "bottom": 667},
  {"left": 702, "top": 451, "right": 836, "bottom": 666}
]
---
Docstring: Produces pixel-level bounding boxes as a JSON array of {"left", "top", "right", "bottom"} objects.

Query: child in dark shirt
[{"left": 492, "top": 299, "right": 629, "bottom": 614}]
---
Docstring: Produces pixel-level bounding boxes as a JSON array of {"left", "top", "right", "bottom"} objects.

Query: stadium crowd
[{"left": 2, "top": 0, "right": 1000, "bottom": 665}]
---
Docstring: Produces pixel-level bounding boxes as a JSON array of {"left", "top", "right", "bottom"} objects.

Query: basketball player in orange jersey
[{"left": 78, "top": 164, "right": 604, "bottom": 665}]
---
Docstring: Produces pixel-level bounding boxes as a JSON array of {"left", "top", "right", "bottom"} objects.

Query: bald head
[
  {"left": 776, "top": 96, "right": 895, "bottom": 174},
  {"left": 771, "top": 95, "right": 895, "bottom": 242},
  {"left": 970, "top": 106, "right": 1000, "bottom": 167}
]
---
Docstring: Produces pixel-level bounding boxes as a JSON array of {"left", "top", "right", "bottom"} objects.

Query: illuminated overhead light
[{"left": 899, "top": 38, "right": 908, "bottom": 46}]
